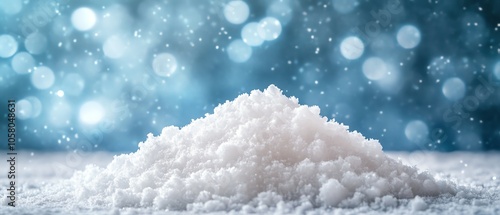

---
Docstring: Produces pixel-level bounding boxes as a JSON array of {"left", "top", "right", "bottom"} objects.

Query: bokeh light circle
[
  {"left": 31, "top": 66, "right": 55, "bottom": 89},
  {"left": 241, "top": 22, "right": 264, "bottom": 47},
  {"left": 11, "top": 52, "right": 35, "bottom": 74},
  {"left": 0, "top": 35, "right": 18, "bottom": 58},
  {"left": 362, "top": 57, "right": 388, "bottom": 80},
  {"left": 397, "top": 25, "right": 421, "bottom": 49},
  {"left": 405, "top": 120, "right": 429, "bottom": 143},
  {"left": 152, "top": 53, "right": 178, "bottom": 77},
  {"left": 26, "top": 96, "right": 42, "bottom": 118},
  {"left": 16, "top": 96, "right": 43, "bottom": 120},
  {"left": 332, "top": 0, "right": 359, "bottom": 14},
  {"left": 227, "top": 39, "right": 252, "bottom": 63},
  {"left": 257, "top": 17, "right": 282, "bottom": 41},
  {"left": 267, "top": 0, "right": 293, "bottom": 26},
  {"left": 0, "top": 0, "right": 22, "bottom": 15},
  {"left": 103, "top": 35, "right": 128, "bottom": 59},
  {"left": 16, "top": 99, "right": 33, "bottom": 120},
  {"left": 25, "top": 32, "right": 48, "bottom": 55},
  {"left": 442, "top": 77, "right": 466, "bottom": 101},
  {"left": 494, "top": 61, "right": 500, "bottom": 80},
  {"left": 56, "top": 90, "right": 65, "bottom": 97},
  {"left": 340, "top": 36, "right": 364, "bottom": 60},
  {"left": 71, "top": 7, "right": 97, "bottom": 31},
  {"left": 223, "top": 1, "right": 250, "bottom": 25},
  {"left": 79, "top": 101, "right": 105, "bottom": 125}
]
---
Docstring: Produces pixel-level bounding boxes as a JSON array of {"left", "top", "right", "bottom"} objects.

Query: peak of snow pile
[{"left": 64, "top": 85, "right": 455, "bottom": 211}]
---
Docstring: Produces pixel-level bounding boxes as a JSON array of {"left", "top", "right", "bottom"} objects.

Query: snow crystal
[{"left": 33, "top": 85, "right": 456, "bottom": 211}]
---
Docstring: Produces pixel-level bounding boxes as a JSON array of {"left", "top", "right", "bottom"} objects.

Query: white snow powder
[
  {"left": 410, "top": 196, "right": 428, "bottom": 211},
  {"left": 38, "top": 85, "right": 456, "bottom": 212}
]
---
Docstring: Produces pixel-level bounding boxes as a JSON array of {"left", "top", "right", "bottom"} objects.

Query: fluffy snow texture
[{"left": 67, "top": 85, "right": 454, "bottom": 211}]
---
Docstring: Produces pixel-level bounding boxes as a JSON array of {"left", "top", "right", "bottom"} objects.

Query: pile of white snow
[{"left": 38, "top": 85, "right": 457, "bottom": 212}]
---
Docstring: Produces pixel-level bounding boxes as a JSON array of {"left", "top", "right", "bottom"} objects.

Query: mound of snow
[
  {"left": 410, "top": 196, "right": 428, "bottom": 211},
  {"left": 65, "top": 85, "right": 455, "bottom": 211}
]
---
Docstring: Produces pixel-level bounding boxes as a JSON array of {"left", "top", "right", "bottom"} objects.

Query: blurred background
[{"left": 0, "top": 0, "right": 499, "bottom": 153}]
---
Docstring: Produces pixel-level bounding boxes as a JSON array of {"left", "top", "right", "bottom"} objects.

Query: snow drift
[{"left": 66, "top": 85, "right": 455, "bottom": 211}]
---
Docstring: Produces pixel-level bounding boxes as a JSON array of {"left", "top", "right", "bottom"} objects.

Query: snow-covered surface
[
  {"left": 2, "top": 86, "right": 499, "bottom": 214},
  {"left": 2, "top": 151, "right": 499, "bottom": 214},
  {"left": 0, "top": 152, "right": 500, "bottom": 214}
]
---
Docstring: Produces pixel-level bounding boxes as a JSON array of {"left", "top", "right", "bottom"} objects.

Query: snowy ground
[{"left": 0, "top": 151, "right": 499, "bottom": 214}]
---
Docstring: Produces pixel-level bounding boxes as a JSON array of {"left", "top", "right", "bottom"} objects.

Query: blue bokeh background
[{"left": 1, "top": 0, "right": 500, "bottom": 152}]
